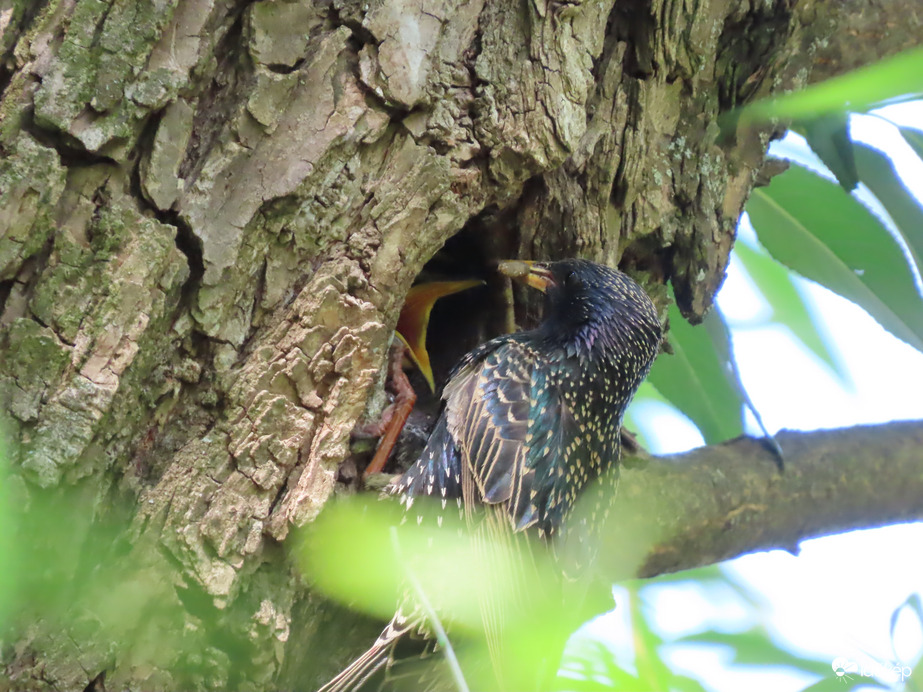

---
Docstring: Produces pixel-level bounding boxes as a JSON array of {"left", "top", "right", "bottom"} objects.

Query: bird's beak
[
  {"left": 498, "top": 260, "right": 554, "bottom": 293},
  {"left": 396, "top": 279, "right": 484, "bottom": 391}
]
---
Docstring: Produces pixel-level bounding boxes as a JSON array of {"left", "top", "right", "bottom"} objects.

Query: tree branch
[
  {"left": 808, "top": 0, "right": 923, "bottom": 84},
  {"left": 602, "top": 420, "right": 923, "bottom": 581}
]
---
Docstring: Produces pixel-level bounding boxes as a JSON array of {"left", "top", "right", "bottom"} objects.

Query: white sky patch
[{"left": 727, "top": 525, "right": 923, "bottom": 667}]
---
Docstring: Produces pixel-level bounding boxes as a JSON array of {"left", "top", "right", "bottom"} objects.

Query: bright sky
[{"left": 601, "top": 106, "right": 923, "bottom": 692}]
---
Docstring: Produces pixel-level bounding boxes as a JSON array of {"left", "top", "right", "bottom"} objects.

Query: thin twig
[{"left": 389, "top": 526, "right": 470, "bottom": 692}]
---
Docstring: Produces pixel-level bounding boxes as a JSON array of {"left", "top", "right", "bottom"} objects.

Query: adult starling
[{"left": 320, "top": 258, "right": 662, "bottom": 692}]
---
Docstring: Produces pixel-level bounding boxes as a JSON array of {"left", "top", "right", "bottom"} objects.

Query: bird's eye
[{"left": 564, "top": 271, "right": 582, "bottom": 289}]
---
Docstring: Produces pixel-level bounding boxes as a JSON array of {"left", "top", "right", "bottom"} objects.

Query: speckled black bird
[{"left": 319, "top": 258, "right": 662, "bottom": 692}]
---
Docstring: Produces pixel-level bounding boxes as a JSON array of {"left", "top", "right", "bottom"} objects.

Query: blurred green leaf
[
  {"left": 854, "top": 141, "right": 923, "bottom": 277},
  {"left": 0, "top": 438, "right": 15, "bottom": 627},
  {"left": 629, "top": 586, "right": 675, "bottom": 691},
  {"left": 743, "top": 46, "right": 923, "bottom": 121},
  {"left": 647, "top": 302, "right": 744, "bottom": 444},
  {"left": 667, "top": 675, "right": 712, "bottom": 692},
  {"left": 0, "top": 477, "right": 214, "bottom": 684},
  {"left": 799, "top": 113, "right": 858, "bottom": 191},
  {"left": 559, "top": 587, "right": 712, "bottom": 692},
  {"left": 897, "top": 125, "right": 923, "bottom": 161},
  {"left": 733, "top": 241, "right": 846, "bottom": 381},
  {"left": 747, "top": 162, "right": 923, "bottom": 352},
  {"left": 298, "top": 495, "right": 578, "bottom": 690},
  {"left": 297, "top": 497, "right": 407, "bottom": 623},
  {"left": 679, "top": 628, "right": 832, "bottom": 677},
  {"left": 559, "top": 640, "right": 645, "bottom": 691}
]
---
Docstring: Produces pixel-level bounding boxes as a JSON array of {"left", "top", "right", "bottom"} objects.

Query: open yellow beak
[{"left": 396, "top": 280, "right": 484, "bottom": 391}]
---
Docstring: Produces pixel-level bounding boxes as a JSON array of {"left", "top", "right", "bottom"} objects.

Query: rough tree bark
[{"left": 1, "top": 0, "right": 920, "bottom": 690}]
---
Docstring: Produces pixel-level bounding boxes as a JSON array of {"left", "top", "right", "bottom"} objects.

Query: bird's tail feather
[
  {"left": 317, "top": 615, "right": 412, "bottom": 692},
  {"left": 316, "top": 643, "right": 390, "bottom": 692}
]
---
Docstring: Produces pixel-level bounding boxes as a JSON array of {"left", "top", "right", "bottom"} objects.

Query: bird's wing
[
  {"left": 444, "top": 338, "right": 531, "bottom": 504},
  {"left": 442, "top": 337, "right": 578, "bottom": 534},
  {"left": 393, "top": 337, "right": 508, "bottom": 502},
  {"left": 398, "top": 330, "right": 584, "bottom": 534},
  {"left": 515, "top": 360, "right": 582, "bottom": 534}
]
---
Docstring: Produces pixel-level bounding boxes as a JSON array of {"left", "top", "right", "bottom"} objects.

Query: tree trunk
[{"left": 1, "top": 0, "right": 920, "bottom": 689}]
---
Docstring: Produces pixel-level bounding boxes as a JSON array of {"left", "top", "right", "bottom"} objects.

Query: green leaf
[
  {"left": 298, "top": 495, "right": 564, "bottom": 631},
  {"left": 853, "top": 142, "right": 923, "bottom": 278},
  {"left": 747, "top": 163, "right": 923, "bottom": 352},
  {"left": 897, "top": 125, "right": 923, "bottom": 161},
  {"left": 799, "top": 113, "right": 858, "bottom": 191},
  {"left": 733, "top": 241, "right": 846, "bottom": 381},
  {"left": 647, "top": 303, "right": 745, "bottom": 444},
  {"left": 744, "top": 46, "right": 923, "bottom": 121}
]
